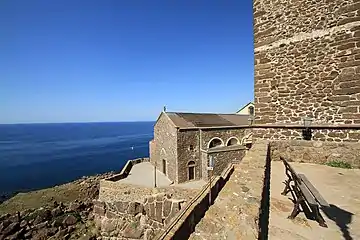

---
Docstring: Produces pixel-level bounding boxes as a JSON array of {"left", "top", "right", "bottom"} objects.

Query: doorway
[{"left": 188, "top": 161, "right": 195, "bottom": 180}]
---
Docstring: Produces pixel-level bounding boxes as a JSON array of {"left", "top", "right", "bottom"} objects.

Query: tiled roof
[{"left": 166, "top": 112, "right": 250, "bottom": 128}]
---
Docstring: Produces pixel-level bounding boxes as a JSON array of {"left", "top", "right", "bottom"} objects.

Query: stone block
[
  {"left": 144, "top": 228, "right": 155, "bottom": 240},
  {"left": 155, "top": 193, "right": 166, "bottom": 201},
  {"left": 127, "top": 202, "right": 143, "bottom": 216},
  {"left": 105, "top": 211, "right": 117, "bottom": 219},
  {"left": 149, "top": 203, "right": 155, "bottom": 219},
  {"left": 155, "top": 202, "right": 163, "bottom": 223},
  {"left": 101, "top": 218, "right": 116, "bottom": 233},
  {"left": 147, "top": 196, "right": 154, "bottom": 204},
  {"left": 93, "top": 206, "right": 105, "bottom": 216},
  {"left": 163, "top": 199, "right": 172, "bottom": 217},
  {"left": 122, "top": 221, "right": 144, "bottom": 239}
]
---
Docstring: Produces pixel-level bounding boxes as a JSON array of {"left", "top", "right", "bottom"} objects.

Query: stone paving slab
[
  {"left": 118, "top": 162, "right": 172, "bottom": 187},
  {"left": 269, "top": 161, "right": 360, "bottom": 240}
]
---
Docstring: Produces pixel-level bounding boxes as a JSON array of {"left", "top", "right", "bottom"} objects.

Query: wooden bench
[{"left": 280, "top": 157, "right": 330, "bottom": 227}]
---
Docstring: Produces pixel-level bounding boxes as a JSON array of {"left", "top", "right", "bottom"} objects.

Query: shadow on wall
[
  {"left": 258, "top": 144, "right": 271, "bottom": 240},
  {"left": 322, "top": 204, "right": 354, "bottom": 240},
  {"left": 169, "top": 167, "right": 235, "bottom": 240}
]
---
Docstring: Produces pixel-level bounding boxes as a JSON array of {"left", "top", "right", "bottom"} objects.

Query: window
[
  {"left": 188, "top": 161, "right": 195, "bottom": 180},
  {"left": 208, "top": 138, "right": 223, "bottom": 148},
  {"left": 162, "top": 159, "right": 166, "bottom": 175},
  {"left": 189, "top": 145, "right": 194, "bottom": 151},
  {"left": 226, "top": 137, "right": 239, "bottom": 146},
  {"left": 249, "top": 106, "right": 254, "bottom": 116}
]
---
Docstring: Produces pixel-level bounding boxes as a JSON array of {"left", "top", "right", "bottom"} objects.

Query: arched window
[
  {"left": 226, "top": 137, "right": 240, "bottom": 146},
  {"left": 188, "top": 161, "right": 195, "bottom": 180},
  {"left": 248, "top": 106, "right": 254, "bottom": 116},
  {"left": 208, "top": 138, "right": 224, "bottom": 148}
]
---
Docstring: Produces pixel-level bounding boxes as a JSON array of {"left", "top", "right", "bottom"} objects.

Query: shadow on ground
[
  {"left": 322, "top": 204, "right": 354, "bottom": 240},
  {"left": 287, "top": 195, "right": 354, "bottom": 240},
  {"left": 287, "top": 193, "right": 354, "bottom": 240}
]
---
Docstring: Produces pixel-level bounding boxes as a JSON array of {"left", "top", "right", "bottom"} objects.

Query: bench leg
[
  {"left": 288, "top": 196, "right": 302, "bottom": 219},
  {"left": 312, "top": 206, "right": 328, "bottom": 228},
  {"left": 281, "top": 179, "right": 291, "bottom": 196}
]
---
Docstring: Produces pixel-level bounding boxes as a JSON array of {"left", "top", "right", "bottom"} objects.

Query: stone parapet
[
  {"left": 253, "top": 127, "right": 360, "bottom": 142},
  {"left": 94, "top": 193, "right": 186, "bottom": 240},
  {"left": 271, "top": 140, "right": 360, "bottom": 168}
]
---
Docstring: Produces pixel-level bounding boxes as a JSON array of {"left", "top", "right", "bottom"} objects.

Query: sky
[{"left": 0, "top": 0, "right": 254, "bottom": 123}]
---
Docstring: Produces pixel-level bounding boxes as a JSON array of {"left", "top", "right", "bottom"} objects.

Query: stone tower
[{"left": 254, "top": 0, "right": 360, "bottom": 125}]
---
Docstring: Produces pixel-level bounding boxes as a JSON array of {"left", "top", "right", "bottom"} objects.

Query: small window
[
  {"left": 189, "top": 145, "right": 194, "bottom": 151},
  {"left": 249, "top": 106, "right": 254, "bottom": 116}
]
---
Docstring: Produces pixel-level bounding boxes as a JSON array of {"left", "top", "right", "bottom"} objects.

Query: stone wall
[
  {"left": 204, "top": 148, "right": 246, "bottom": 179},
  {"left": 155, "top": 163, "right": 235, "bottom": 240},
  {"left": 271, "top": 140, "right": 360, "bottom": 168},
  {"left": 94, "top": 193, "right": 186, "bottom": 240},
  {"left": 161, "top": 140, "right": 271, "bottom": 240},
  {"left": 254, "top": 0, "right": 360, "bottom": 125},
  {"left": 200, "top": 128, "right": 246, "bottom": 149},
  {"left": 99, "top": 180, "right": 197, "bottom": 203},
  {"left": 253, "top": 126, "right": 360, "bottom": 142},
  {"left": 176, "top": 128, "right": 248, "bottom": 183},
  {"left": 177, "top": 130, "right": 202, "bottom": 183},
  {"left": 151, "top": 113, "right": 178, "bottom": 183}
]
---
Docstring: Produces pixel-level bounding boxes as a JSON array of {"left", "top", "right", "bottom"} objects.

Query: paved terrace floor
[
  {"left": 118, "top": 162, "right": 172, "bottom": 187},
  {"left": 118, "top": 162, "right": 207, "bottom": 190},
  {"left": 270, "top": 161, "right": 360, "bottom": 240}
]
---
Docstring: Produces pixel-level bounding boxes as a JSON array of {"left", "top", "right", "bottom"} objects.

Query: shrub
[{"left": 325, "top": 160, "right": 352, "bottom": 169}]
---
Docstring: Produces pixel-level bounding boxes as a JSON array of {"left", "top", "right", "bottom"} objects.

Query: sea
[{"left": 0, "top": 122, "right": 154, "bottom": 199}]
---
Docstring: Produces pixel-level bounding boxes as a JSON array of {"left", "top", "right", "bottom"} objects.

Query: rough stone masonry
[{"left": 254, "top": 0, "right": 360, "bottom": 129}]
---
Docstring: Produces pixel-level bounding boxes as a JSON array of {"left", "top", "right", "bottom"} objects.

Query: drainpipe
[
  {"left": 176, "top": 127, "right": 179, "bottom": 183},
  {"left": 199, "top": 129, "right": 202, "bottom": 178}
]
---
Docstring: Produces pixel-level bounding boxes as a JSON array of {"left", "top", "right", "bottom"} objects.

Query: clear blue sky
[{"left": 0, "top": 0, "right": 253, "bottom": 123}]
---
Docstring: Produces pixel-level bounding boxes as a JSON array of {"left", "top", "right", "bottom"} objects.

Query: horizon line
[{"left": 0, "top": 120, "right": 156, "bottom": 125}]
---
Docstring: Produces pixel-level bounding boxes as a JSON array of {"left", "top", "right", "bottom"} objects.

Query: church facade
[{"left": 149, "top": 111, "right": 252, "bottom": 184}]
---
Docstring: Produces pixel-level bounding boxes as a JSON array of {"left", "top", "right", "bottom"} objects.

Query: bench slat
[
  {"left": 281, "top": 157, "right": 300, "bottom": 181},
  {"left": 297, "top": 182, "right": 317, "bottom": 206},
  {"left": 298, "top": 174, "right": 330, "bottom": 207}
]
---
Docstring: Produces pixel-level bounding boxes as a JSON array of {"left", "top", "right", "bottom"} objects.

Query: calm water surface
[{"left": 0, "top": 122, "right": 154, "bottom": 197}]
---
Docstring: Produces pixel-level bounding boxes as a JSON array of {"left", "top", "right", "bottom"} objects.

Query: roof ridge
[{"left": 166, "top": 111, "right": 244, "bottom": 115}]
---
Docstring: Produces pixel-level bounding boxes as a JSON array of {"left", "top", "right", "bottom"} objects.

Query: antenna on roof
[{"left": 163, "top": 105, "right": 167, "bottom": 112}]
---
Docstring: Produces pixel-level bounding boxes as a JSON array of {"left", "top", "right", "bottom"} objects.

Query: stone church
[{"left": 149, "top": 110, "right": 253, "bottom": 184}]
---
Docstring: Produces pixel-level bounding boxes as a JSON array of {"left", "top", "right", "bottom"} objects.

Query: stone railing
[
  {"left": 252, "top": 124, "right": 360, "bottom": 142},
  {"left": 155, "top": 163, "right": 235, "bottom": 240},
  {"left": 270, "top": 140, "right": 360, "bottom": 168},
  {"left": 105, "top": 157, "right": 150, "bottom": 182}
]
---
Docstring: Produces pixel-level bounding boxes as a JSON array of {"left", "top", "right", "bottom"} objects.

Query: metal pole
[
  {"left": 154, "top": 162, "right": 157, "bottom": 188},
  {"left": 209, "top": 170, "right": 212, "bottom": 205}
]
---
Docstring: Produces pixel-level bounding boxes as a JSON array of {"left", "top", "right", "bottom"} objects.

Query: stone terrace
[
  {"left": 117, "top": 162, "right": 172, "bottom": 187},
  {"left": 269, "top": 161, "right": 360, "bottom": 240}
]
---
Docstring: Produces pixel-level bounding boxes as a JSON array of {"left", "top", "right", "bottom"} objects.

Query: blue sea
[{"left": 0, "top": 122, "right": 154, "bottom": 198}]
